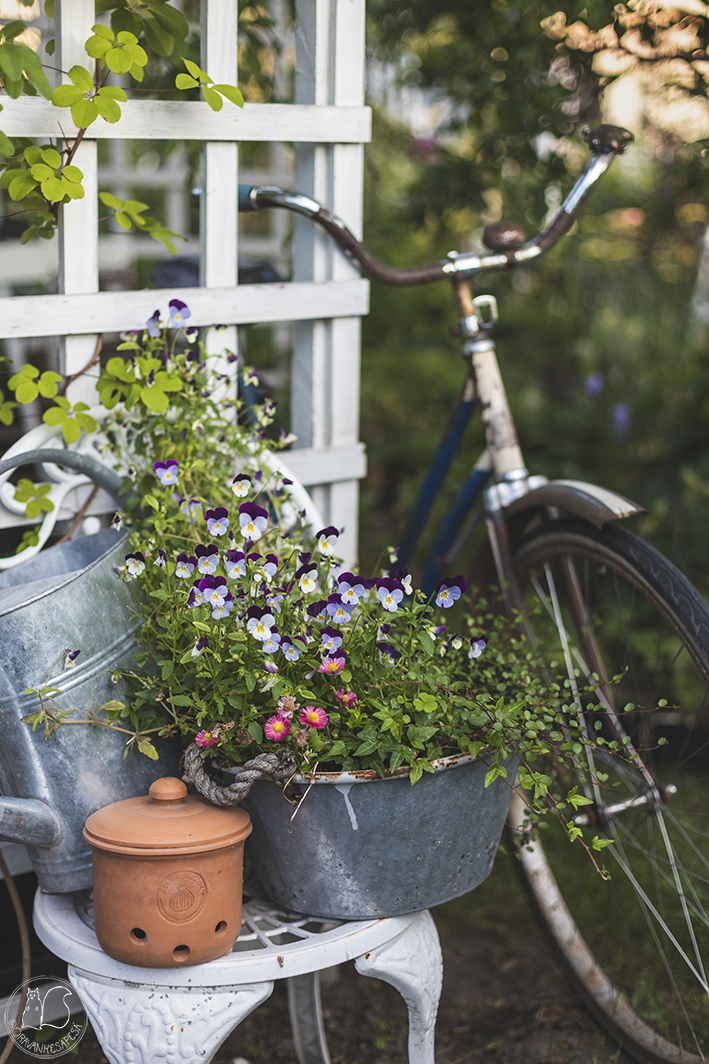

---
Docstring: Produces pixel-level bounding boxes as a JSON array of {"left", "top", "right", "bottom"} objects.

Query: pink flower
[
  {"left": 195, "top": 730, "right": 219, "bottom": 748},
  {"left": 319, "top": 656, "right": 345, "bottom": 675},
  {"left": 300, "top": 706, "right": 329, "bottom": 729},
  {"left": 265, "top": 714, "right": 291, "bottom": 741},
  {"left": 334, "top": 689, "right": 357, "bottom": 707}
]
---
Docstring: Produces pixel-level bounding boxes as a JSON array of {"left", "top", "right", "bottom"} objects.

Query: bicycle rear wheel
[{"left": 508, "top": 517, "right": 709, "bottom": 1064}]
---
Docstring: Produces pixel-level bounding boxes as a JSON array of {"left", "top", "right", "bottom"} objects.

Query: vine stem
[{"left": 58, "top": 332, "right": 103, "bottom": 397}]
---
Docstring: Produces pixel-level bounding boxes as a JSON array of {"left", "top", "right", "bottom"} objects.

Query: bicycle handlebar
[{"left": 238, "top": 124, "right": 633, "bottom": 287}]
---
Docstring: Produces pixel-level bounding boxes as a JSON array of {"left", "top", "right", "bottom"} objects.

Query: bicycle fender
[{"left": 503, "top": 479, "right": 644, "bottom": 528}]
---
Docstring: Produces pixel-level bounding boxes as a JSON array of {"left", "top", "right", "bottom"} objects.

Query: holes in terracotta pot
[
  {"left": 215, "top": 921, "right": 227, "bottom": 936},
  {"left": 172, "top": 944, "right": 190, "bottom": 962},
  {"left": 130, "top": 928, "right": 146, "bottom": 943}
]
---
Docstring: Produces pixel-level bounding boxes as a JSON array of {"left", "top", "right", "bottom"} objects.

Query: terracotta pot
[{"left": 84, "top": 777, "right": 251, "bottom": 967}]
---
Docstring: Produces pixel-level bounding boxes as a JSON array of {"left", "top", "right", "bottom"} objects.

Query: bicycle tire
[{"left": 506, "top": 517, "right": 709, "bottom": 1064}]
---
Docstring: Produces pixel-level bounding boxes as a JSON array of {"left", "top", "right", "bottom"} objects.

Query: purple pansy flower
[
  {"left": 175, "top": 553, "right": 196, "bottom": 579},
  {"left": 225, "top": 549, "right": 246, "bottom": 579},
  {"left": 469, "top": 635, "right": 488, "bottom": 659},
  {"left": 195, "top": 543, "right": 219, "bottom": 575},
  {"left": 168, "top": 298, "right": 191, "bottom": 328},
  {"left": 199, "top": 575, "right": 229, "bottom": 608},
  {"left": 252, "top": 553, "right": 278, "bottom": 584},
  {"left": 326, "top": 594, "right": 354, "bottom": 624},
  {"left": 246, "top": 606, "right": 276, "bottom": 641},
  {"left": 211, "top": 596, "right": 234, "bottom": 619},
  {"left": 262, "top": 631, "right": 281, "bottom": 654},
  {"left": 296, "top": 562, "right": 318, "bottom": 594},
  {"left": 191, "top": 635, "right": 210, "bottom": 658},
  {"left": 205, "top": 507, "right": 229, "bottom": 537},
  {"left": 338, "top": 572, "right": 366, "bottom": 605},
  {"left": 281, "top": 638, "right": 302, "bottom": 662},
  {"left": 306, "top": 599, "right": 329, "bottom": 622},
  {"left": 232, "top": 473, "right": 252, "bottom": 498},
  {"left": 146, "top": 309, "right": 161, "bottom": 337},
  {"left": 434, "top": 575, "right": 468, "bottom": 609},
  {"left": 184, "top": 326, "right": 198, "bottom": 342},
  {"left": 239, "top": 501, "right": 268, "bottom": 542},
  {"left": 376, "top": 641, "right": 402, "bottom": 666},
  {"left": 154, "top": 548, "right": 167, "bottom": 569},
  {"left": 263, "top": 659, "right": 278, "bottom": 675},
  {"left": 321, "top": 626, "right": 343, "bottom": 653},
  {"left": 124, "top": 552, "right": 145, "bottom": 577},
  {"left": 186, "top": 586, "right": 200, "bottom": 609},
  {"left": 316, "top": 526, "right": 340, "bottom": 555},
  {"left": 266, "top": 590, "right": 284, "bottom": 613},
  {"left": 376, "top": 577, "right": 405, "bottom": 613},
  {"left": 395, "top": 567, "right": 413, "bottom": 595}
]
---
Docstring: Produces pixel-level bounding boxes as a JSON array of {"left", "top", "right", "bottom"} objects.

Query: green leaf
[
  {"left": 3, "top": 76, "right": 23, "bottom": 99},
  {"left": 7, "top": 171, "right": 37, "bottom": 200},
  {"left": 183, "top": 58, "right": 203, "bottom": 80},
  {"left": 137, "top": 737, "right": 159, "bottom": 760},
  {"left": 85, "top": 35, "right": 111, "bottom": 59},
  {"left": 0, "top": 42, "right": 24, "bottom": 82},
  {"left": 140, "top": 385, "right": 170, "bottom": 413},
  {"left": 213, "top": 84, "right": 244, "bottom": 107},
  {"left": 42, "top": 405, "right": 65, "bottom": 426},
  {"left": 248, "top": 720, "right": 263, "bottom": 743},
  {"left": 37, "top": 371, "right": 62, "bottom": 398},
  {"left": 114, "top": 210, "right": 132, "bottom": 230},
  {"left": 52, "top": 84, "right": 84, "bottom": 107},
  {"left": 61, "top": 418, "right": 81, "bottom": 444},
  {"left": 175, "top": 72, "right": 198, "bottom": 90},
  {"left": 417, "top": 630, "right": 434, "bottom": 655},
  {"left": 99, "top": 191, "right": 122, "bottom": 209},
  {"left": 1, "top": 21, "right": 27, "bottom": 42},
  {"left": 61, "top": 164, "right": 82, "bottom": 183},
  {"left": 143, "top": 18, "right": 174, "bottom": 57},
  {"left": 40, "top": 146, "right": 61, "bottom": 168},
  {"left": 68, "top": 64, "right": 93, "bottom": 92},
  {"left": 61, "top": 178, "right": 84, "bottom": 200},
  {"left": 98, "top": 85, "right": 127, "bottom": 101},
  {"left": 105, "top": 47, "right": 133, "bottom": 75},
  {"left": 71, "top": 98, "right": 98, "bottom": 128},
  {"left": 202, "top": 86, "right": 223, "bottom": 112},
  {"left": 40, "top": 175, "right": 67, "bottom": 202},
  {"left": 0, "top": 129, "right": 15, "bottom": 156},
  {"left": 151, "top": 3, "right": 189, "bottom": 39},
  {"left": 30, "top": 163, "right": 55, "bottom": 182},
  {"left": 90, "top": 24, "right": 114, "bottom": 41},
  {"left": 75, "top": 411, "right": 96, "bottom": 432},
  {"left": 161, "top": 660, "right": 173, "bottom": 680},
  {"left": 94, "top": 95, "right": 121, "bottom": 123}
]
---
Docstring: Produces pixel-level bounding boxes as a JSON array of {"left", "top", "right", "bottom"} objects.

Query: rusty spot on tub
[{"left": 278, "top": 955, "right": 284, "bottom": 967}]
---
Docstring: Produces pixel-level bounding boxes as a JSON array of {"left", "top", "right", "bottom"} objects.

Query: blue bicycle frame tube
[
  {"left": 420, "top": 463, "right": 492, "bottom": 595},
  {"left": 395, "top": 392, "right": 476, "bottom": 571}
]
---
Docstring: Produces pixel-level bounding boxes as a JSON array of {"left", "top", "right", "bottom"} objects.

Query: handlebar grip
[
  {"left": 584, "top": 124, "right": 634, "bottom": 156},
  {"left": 238, "top": 184, "right": 256, "bottom": 212}
]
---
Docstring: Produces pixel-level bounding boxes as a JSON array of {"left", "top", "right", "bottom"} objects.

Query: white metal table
[{"left": 33, "top": 889, "right": 443, "bottom": 1064}]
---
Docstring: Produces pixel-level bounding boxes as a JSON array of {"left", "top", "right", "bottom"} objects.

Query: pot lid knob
[{"left": 149, "top": 777, "right": 188, "bottom": 806}]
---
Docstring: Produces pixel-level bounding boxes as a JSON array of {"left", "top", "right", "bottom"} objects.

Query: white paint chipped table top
[{"left": 33, "top": 888, "right": 443, "bottom": 1064}]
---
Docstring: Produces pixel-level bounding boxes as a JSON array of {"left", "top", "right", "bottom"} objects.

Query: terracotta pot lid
[{"left": 83, "top": 777, "right": 252, "bottom": 856}]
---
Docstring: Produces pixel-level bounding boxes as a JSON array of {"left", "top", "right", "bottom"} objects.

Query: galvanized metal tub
[
  {"left": 0, "top": 528, "right": 180, "bottom": 893},
  {"left": 238, "top": 752, "right": 517, "bottom": 919}
]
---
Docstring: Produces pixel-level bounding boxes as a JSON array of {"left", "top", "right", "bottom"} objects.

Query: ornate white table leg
[
  {"left": 69, "top": 967, "right": 274, "bottom": 1064},
  {"left": 354, "top": 910, "right": 442, "bottom": 1064}
]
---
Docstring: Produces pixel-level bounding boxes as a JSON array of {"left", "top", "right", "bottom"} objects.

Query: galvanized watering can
[{"left": 0, "top": 449, "right": 180, "bottom": 892}]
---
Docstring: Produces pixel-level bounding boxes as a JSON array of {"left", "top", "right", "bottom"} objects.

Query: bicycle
[{"left": 238, "top": 123, "right": 709, "bottom": 1064}]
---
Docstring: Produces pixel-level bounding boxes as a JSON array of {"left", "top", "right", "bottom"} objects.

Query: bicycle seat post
[{"left": 450, "top": 274, "right": 527, "bottom": 487}]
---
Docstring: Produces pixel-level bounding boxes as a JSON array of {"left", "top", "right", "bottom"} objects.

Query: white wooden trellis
[{"left": 0, "top": 0, "right": 370, "bottom": 566}]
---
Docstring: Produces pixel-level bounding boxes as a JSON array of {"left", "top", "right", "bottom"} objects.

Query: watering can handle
[{"left": 0, "top": 449, "right": 131, "bottom": 504}]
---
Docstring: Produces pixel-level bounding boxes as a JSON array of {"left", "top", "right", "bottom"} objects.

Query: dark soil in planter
[{"left": 1, "top": 855, "right": 632, "bottom": 1064}]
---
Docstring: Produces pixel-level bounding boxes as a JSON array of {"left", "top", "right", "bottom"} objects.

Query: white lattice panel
[{"left": 0, "top": 0, "right": 369, "bottom": 566}]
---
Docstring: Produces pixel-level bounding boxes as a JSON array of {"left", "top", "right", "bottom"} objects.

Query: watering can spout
[
  {"left": 0, "top": 795, "right": 62, "bottom": 848},
  {"left": 0, "top": 449, "right": 131, "bottom": 505}
]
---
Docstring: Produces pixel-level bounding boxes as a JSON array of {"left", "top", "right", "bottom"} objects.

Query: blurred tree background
[{"left": 358, "top": 0, "right": 709, "bottom": 595}]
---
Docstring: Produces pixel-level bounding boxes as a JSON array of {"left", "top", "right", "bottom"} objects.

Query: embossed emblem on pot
[{"left": 156, "top": 871, "right": 207, "bottom": 924}]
